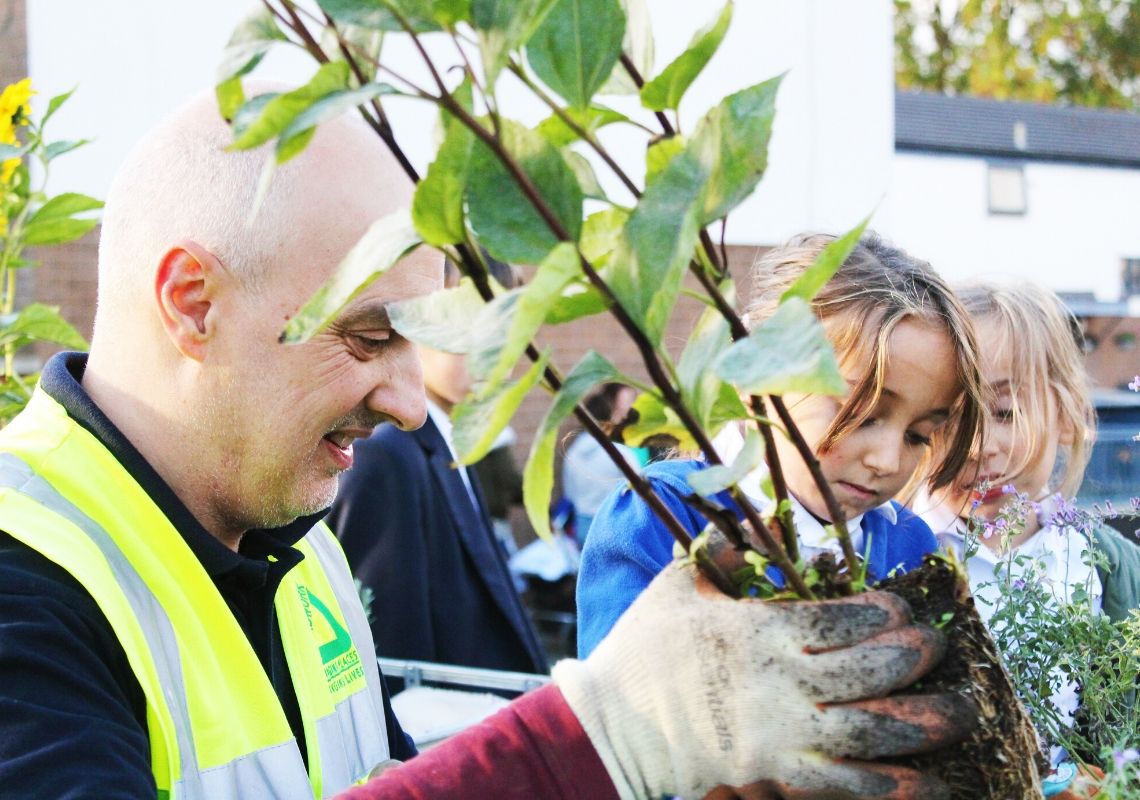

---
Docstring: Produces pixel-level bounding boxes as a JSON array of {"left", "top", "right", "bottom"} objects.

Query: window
[
  {"left": 1123, "top": 258, "right": 1140, "bottom": 298},
  {"left": 987, "top": 162, "right": 1026, "bottom": 215}
]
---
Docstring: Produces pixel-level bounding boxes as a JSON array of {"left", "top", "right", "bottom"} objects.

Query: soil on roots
[{"left": 877, "top": 555, "right": 1048, "bottom": 799}]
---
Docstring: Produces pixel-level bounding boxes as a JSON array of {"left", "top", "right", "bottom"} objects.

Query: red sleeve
[{"left": 335, "top": 684, "right": 618, "bottom": 800}]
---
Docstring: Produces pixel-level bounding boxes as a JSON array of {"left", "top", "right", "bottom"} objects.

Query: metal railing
[{"left": 376, "top": 657, "right": 550, "bottom": 694}]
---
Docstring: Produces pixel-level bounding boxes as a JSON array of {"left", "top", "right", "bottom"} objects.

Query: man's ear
[{"left": 154, "top": 241, "right": 225, "bottom": 362}]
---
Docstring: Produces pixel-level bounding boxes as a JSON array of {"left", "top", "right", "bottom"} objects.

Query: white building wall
[
  {"left": 25, "top": 0, "right": 894, "bottom": 247},
  {"left": 878, "top": 152, "right": 1140, "bottom": 301}
]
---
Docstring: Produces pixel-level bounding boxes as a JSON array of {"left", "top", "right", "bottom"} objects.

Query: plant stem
[{"left": 620, "top": 54, "right": 674, "bottom": 133}]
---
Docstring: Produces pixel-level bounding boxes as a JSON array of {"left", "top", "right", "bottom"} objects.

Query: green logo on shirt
[{"left": 296, "top": 585, "right": 364, "bottom": 696}]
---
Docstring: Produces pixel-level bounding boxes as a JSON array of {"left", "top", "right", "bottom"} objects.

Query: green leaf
[
  {"left": 230, "top": 92, "right": 278, "bottom": 140},
  {"left": 686, "top": 426, "right": 762, "bottom": 496},
  {"left": 543, "top": 282, "right": 608, "bottom": 324},
  {"left": 465, "top": 119, "right": 583, "bottom": 265},
  {"left": 28, "top": 193, "right": 103, "bottom": 225},
  {"left": 706, "top": 380, "right": 749, "bottom": 432},
  {"left": 0, "top": 141, "right": 33, "bottom": 162},
  {"left": 216, "top": 77, "right": 246, "bottom": 122},
  {"left": 412, "top": 116, "right": 474, "bottom": 246},
  {"left": 678, "top": 279, "right": 735, "bottom": 428},
  {"left": 523, "top": 351, "right": 620, "bottom": 539},
  {"left": 0, "top": 304, "right": 88, "bottom": 351},
  {"left": 387, "top": 278, "right": 488, "bottom": 352},
  {"left": 526, "top": 0, "right": 626, "bottom": 110},
  {"left": 22, "top": 217, "right": 99, "bottom": 246},
  {"left": 579, "top": 207, "right": 628, "bottom": 265},
  {"left": 621, "top": 391, "right": 694, "bottom": 451},
  {"left": 317, "top": 0, "right": 442, "bottom": 31},
  {"left": 452, "top": 351, "right": 550, "bottom": 464},
  {"left": 645, "top": 135, "right": 685, "bottom": 186},
  {"left": 599, "top": 0, "right": 653, "bottom": 95},
  {"left": 564, "top": 150, "right": 605, "bottom": 199},
  {"left": 714, "top": 297, "right": 845, "bottom": 397},
  {"left": 640, "top": 1, "right": 732, "bottom": 111},
  {"left": 43, "top": 139, "right": 91, "bottom": 162},
  {"left": 471, "top": 242, "right": 580, "bottom": 395},
  {"left": 42, "top": 88, "right": 77, "bottom": 127},
  {"left": 781, "top": 215, "right": 869, "bottom": 303},
  {"left": 472, "top": 0, "right": 560, "bottom": 86},
  {"left": 608, "top": 145, "right": 704, "bottom": 345},
  {"left": 430, "top": 0, "right": 472, "bottom": 27},
  {"left": 276, "top": 82, "right": 400, "bottom": 165},
  {"left": 281, "top": 209, "right": 422, "bottom": 344},
  {"left": 228, "top": 61, "right": 351, "bottom": 152},
  {"left": 534, "top": 105, "right": 629, "bottom": 147},
  {"left": 691, "top": 74, "right": 782, "bottom": 224},
  {"left": 216, "top": 5, "right": 288, "bottom": 88}
]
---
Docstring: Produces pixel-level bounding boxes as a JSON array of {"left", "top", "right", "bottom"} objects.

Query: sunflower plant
[{"left": 0, "top": 80, "right": 98, "bottom": 423}]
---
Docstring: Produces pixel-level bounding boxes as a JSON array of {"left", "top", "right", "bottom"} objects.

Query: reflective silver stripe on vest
[
  {"left": 0, "top": 453, "right": 312, "bottom": 800},
  {"left": 305, "top": 528, "right": 391, "bottom": 791}
]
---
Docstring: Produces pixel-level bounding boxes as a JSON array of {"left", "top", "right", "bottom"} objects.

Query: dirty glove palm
[{"left": 553, "top": 561, "right": 972, "bottom": 800}]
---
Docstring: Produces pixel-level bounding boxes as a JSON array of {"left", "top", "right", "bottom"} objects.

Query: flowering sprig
[
  {"left": 0, "top": 79, "right": 97, "bottom": 423},
  {"left": 966, "top": 486, "right": 1140, "bottom": 793}
]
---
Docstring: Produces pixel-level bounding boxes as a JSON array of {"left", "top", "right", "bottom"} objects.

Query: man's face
[{"left": 199, "top": 238, "right": 441, "bottom": 535}]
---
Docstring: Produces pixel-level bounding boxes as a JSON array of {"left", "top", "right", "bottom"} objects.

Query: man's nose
[{"left": 365, "top": 343, "right": 427, "bottom": 431}]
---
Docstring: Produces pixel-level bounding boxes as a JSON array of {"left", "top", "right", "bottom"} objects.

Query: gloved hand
[{"left": 553, "top": 559, "right": 976, "bottom": 800}]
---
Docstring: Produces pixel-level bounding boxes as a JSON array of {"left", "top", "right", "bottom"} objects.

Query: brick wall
[{"left": 0, "top": 0, "right": 26, "bottom": 90}]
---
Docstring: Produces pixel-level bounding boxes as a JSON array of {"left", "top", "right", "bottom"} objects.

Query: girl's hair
[
  {"left": 743, "top": 232, "right": 985, "bottom": 494},
  {"left": 954, "top": 282, "right": 1095, "bottom": 497}
]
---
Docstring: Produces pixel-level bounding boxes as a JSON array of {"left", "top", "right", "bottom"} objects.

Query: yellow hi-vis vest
[{"left": 0, "top": 388, "right": 390, "bottom": 799}]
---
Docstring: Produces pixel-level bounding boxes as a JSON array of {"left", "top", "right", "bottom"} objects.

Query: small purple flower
[
  {"left": 1001, "top": 483, "right": 1017, "bottom": 495},
  {"left": 1130, "top": 376, "right": 1140, "bottom": 392},
  {"left": 1012, "top": 579, "right": 1026, "bottom": 590},
  {"left": 1113, "top": 747, "right": 1140, "bottom": 770},
  {"left": 971, "top": 499, "right": 981, "bottom": 511},
  {"left": 1131, "top": 497, "right": 1140, "bottom": 513}
]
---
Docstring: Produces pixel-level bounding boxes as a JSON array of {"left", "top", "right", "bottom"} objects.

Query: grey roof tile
[{"left": 895, "top": 89, "right": 1140, "bottom": 167}]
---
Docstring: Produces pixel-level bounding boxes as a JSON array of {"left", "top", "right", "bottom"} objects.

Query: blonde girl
[
  {"left": 915, "top": 282, "right": 1140, "bottom": 778},
  {"left": 917, "top": 281, "right": 1140, "bottom": 625},
  {"left": 576, "top": 232, "right": 987, "bottom": 657}
]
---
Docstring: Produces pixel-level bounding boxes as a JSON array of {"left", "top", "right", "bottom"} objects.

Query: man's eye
[
  {"left": 350, "top": 332, "right": 391, "bottom": 355},
  {"left": 992, "top": 407, "right": 1014, "bottom": 422}
]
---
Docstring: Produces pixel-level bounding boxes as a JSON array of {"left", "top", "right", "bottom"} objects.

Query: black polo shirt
[{"left": 0, "top": 353, "right": 414, "bottom": 799}]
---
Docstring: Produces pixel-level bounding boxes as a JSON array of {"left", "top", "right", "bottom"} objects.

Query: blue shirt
[{"left": 576, "top": 459, "right": 938, "bottom": 657}]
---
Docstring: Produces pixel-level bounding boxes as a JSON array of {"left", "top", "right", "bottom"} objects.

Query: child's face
[
  {"left": 773, "top": 318, "right": 959, "bottom": 522},
  {"left": 942, "top": 318, "right": 1070, "bottom": 522}
]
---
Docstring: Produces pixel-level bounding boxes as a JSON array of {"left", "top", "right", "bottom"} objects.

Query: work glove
[{"left": 552, "top": 559, "right": 976, "bottom": 800}]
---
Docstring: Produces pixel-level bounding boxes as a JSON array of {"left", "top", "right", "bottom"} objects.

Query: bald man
[{"left": 0, "top": 88, "right": 975, "bottom": 800}]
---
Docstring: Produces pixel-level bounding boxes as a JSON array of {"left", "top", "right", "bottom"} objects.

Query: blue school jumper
[{"left": 576, "top": 459, "right": 938, "bottom": 657}]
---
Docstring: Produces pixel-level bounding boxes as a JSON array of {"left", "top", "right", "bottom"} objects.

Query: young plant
[
  {"left": 218, "top": 0, "right": 868, "bottom": 600},
  {"left": 962, "top": 492, "right": 1140, "bottom": 797},
  {"left": 0, "top": 80, "right": 97, "bottom": 422},
  {"left": 219, "top": 4, "right": 1047, "bottom": 795}
]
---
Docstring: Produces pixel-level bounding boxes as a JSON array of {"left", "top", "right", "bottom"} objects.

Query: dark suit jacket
[{"left": 326, "top": 418, "right": 547, "bottom": 675}]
